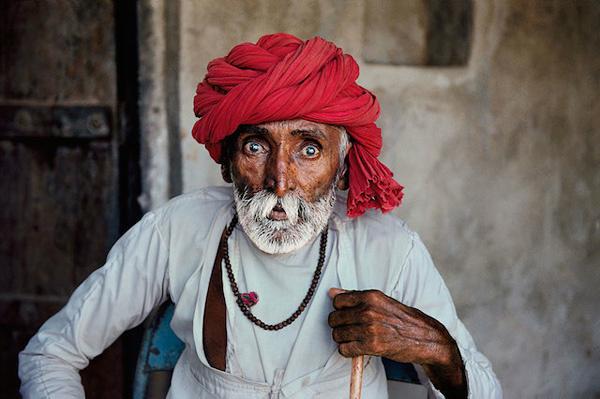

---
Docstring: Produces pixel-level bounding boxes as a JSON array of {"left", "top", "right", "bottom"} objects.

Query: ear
[
  {"left": 221, "top": 163, "right": 233, "bottom": 183},
  {"left": 336, "top": 141, "right": 352, "bottom": 190},
  {"left": 336, "top": 163, "right": 349, "bottom": 190}
]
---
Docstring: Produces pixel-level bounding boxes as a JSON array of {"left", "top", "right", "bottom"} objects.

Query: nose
[{"left": 265, "top": 149, "right": 295, "bottom": 197}]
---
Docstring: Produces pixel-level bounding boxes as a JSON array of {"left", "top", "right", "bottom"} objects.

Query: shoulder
[
  {"left": 331, "top": 191, "right": 419, "bottom": 291},
  {"left": 153, "top": 185, "right": 233, "bottom": 220},
  {"left": 331, "top": 190, "right": 416, "bottom": 253},
  {"left": 148, "top": 186, "right": 234, "bottom": 300},
  {"left": 155, "top": 185, "right": 233, "bottom": 213},
  {"left": 151, "top": 185, "right": 234, "bottom": 245}
]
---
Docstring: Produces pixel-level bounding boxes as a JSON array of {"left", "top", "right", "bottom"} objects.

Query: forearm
[{"left": 19, "top": 350, "right": 85, "bottom": 398}]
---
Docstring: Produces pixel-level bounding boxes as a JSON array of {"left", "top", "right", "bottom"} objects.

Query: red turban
[{"left": 192, "top": 33, "right": 403, "bottom": 217}]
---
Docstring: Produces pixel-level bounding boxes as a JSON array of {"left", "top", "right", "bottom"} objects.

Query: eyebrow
[
  {"left": 290, "top": 128, "right": 326, "bottom": 140},
  {"left": 238, "top": 125, "right": 268, "bottom": 136}
]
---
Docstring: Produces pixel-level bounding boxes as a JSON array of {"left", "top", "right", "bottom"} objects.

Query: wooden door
[{"left": 0, "top": 1, "right": 141, "bottom": 397}]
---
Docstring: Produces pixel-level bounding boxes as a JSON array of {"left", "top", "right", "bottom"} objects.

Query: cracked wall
[{"left": 140, "top": 1, "right": 600, "bottom": 397}]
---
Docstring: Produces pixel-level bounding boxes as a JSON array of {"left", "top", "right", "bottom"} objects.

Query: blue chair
[
  {"left": 133, "top": 302, "right": 184, "bottom": 399},
  {"left": 134, "top": 301, "right": 421, "bottom": 398}
]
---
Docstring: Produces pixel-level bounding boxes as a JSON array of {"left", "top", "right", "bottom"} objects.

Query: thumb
[{"left": 328, "top": 287, "right": 348, "bottom": 299}]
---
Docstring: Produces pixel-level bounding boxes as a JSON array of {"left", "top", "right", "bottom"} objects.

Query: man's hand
[{"left": 328, "top": 288, "right": 468, "bottom": 399}]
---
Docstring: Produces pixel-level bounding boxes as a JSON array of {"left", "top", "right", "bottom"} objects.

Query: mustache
[
  {"left": 233, "top": 187, "right": 307, "bottom": 225},
  {"left": 232, "top": 183, "right": 336, "bottom": 254}
]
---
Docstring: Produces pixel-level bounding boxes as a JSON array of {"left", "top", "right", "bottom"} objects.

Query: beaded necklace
[{"left": 221, "top": 215, "right": 328, "bottom": 331}]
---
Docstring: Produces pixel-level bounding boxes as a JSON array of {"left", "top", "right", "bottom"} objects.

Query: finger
[
  {"left": 328, "top": 309, "right": 362, "bottom": 328},
  {"left": 332, "top": 291, "right": 363, "bottom": 310},
  {"left": 332, "top": 289, "right": 388, "bottom": 310},
  {"left": 331, "top": 324, "right": 363, "bottom": 343},
  {"left": 338, "top": 341, "right": 365, "bottom": 358},
  {"left": 329, "top": 305, "right": 385, "bottom": 327},
  {"left": 328, "top": 287, "right": 347, "bottom": 299}
]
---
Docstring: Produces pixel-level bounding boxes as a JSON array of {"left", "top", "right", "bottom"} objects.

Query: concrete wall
[{"left": 139, "top": 1, "right": 600, "bottom": 397}]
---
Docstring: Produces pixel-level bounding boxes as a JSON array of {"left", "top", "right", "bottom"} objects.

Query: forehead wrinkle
[
  {"left": 290, "top": 128, "right": 326, "bottom": 140},
  {"left": 257, "top": 119, "right": 331, "bottom": 132},
  {"left": 238, "top": 125, "right": 268, "bottom": 136}
]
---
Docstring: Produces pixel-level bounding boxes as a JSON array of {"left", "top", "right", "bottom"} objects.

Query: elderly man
[{"left": 19, "top": 34, "right": 501, "bottom": 398}]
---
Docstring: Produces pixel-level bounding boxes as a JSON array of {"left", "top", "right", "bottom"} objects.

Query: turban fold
[{"left": 192, "top": 33, "right": 403, "bottom": 217}]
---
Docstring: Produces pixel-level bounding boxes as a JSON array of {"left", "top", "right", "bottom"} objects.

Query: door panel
[
  {"left": 0, "top": 0, "right": 116, "bottom": 102},
  {"left": 0, "top": 139, "right": 117, "bottom": 296},
  {"left": 0, "top": 1, "right": 139, "bottom": 398}
]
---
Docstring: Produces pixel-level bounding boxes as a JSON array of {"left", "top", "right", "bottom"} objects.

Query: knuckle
[
  {"left": 365, "top": 323, "right": 378, "bottom": 335},
  {"left": 361, "top": 308, "right": 377, "bottom": 322},
  {"left": 366, "top": 289, "right": 382, "bottom": 302},
  {"left": 364, "top": 291, "right": 376, "bottom": 303}
]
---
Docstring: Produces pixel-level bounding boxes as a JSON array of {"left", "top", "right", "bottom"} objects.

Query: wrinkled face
[{"left": 226, "top": 119, "right": 348, "bottom": 254}]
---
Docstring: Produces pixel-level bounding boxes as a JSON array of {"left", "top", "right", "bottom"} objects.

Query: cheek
[
  {"left": 295, "top": 157, "right": 339, "bottom": 200},
  {"left": 232, "top": 156, "right": 267, "bottom": 190}
]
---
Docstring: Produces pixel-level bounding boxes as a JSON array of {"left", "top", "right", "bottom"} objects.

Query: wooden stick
[{"left": 349, "top": 355, "right": 364, "bottom": 399}]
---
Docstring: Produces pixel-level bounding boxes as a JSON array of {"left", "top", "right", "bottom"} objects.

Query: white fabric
[
  {"left": 19, "top": 186, "right": 502, "bottom": 398},
  {"left": 223, "top": 226, "right": 333, "bottom": 384}
]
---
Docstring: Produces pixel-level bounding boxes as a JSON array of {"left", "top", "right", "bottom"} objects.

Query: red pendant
[{"left": 240, "top": 291, "right": 259, "bottom": 307}]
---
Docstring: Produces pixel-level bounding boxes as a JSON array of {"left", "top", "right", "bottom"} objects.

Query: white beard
[{"left": 232, "top": 185, "right": 336, "bottom": 254}]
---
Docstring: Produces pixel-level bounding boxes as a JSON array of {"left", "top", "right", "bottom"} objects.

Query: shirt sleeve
[
  {"left": 390, "top": 231, "right": 502, "bottom": 399},
  {"left": 18, "top": 211, "right": 170, "bottom": 398}
]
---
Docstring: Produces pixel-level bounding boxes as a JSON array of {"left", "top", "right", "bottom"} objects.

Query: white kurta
[
  {"left": 224, "top": 226, "right": 331, "bottom": 384},
  {"left": 19, "top": 186, "right": 502, "bottom": 398}
]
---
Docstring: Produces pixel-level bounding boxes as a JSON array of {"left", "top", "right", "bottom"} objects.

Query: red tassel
[{"left": 347, "top": 145, "right": 404, "bottom": 218}]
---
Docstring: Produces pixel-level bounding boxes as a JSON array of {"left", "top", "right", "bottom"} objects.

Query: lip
[{"left": 269, "top": 205, "right": 288, "bottom": 221}]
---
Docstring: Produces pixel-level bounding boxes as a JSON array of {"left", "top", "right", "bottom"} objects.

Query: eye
[
  {"left": 302, "top": 144, "right": 320, "bottom": 158},
  {"left": 243, "top": 141, "right": 266, "bottom": 155}
]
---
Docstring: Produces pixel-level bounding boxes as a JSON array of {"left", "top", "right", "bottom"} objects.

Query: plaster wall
[{"left": 140, "top": 1, "right": 600, "bottom": 397}]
